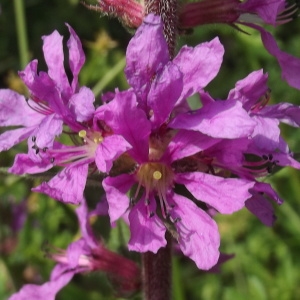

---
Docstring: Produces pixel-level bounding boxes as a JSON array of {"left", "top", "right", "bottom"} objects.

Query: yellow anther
[
  {"left": 153, "top": 170, "right": 162, "bottom": 180},
  {"left": 93, "top": 136, "right": 103, "bottom": 143},
  {"left": 79, "top": 130, "right": 87, "bottom": 138}
]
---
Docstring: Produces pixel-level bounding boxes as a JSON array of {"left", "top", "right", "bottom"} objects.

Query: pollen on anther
[
  {"left": 93, "top": 136, "right": 103, "bottom": 143},
  {"left": 78, "top": 130, "right": 87, "bottom": 138},
  {"left": 153, "top": 170, "right": 162, "bottom": 180}
]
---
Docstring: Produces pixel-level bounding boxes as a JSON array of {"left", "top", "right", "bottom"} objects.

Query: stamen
[
  {"left": 135, "top": 162, "right": 174, "bottom": 219},
  {"left": 153, "top": 170, "right": 162, "bottom": 180},
  {"left": 26, "top": 97, "right": 53, "bottom": 115},
  {"left": 79, "top": 130, "right": 87, "bottom": 138}
]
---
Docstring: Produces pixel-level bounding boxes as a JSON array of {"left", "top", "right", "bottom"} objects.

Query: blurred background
[{"left": 1, "top": 0, "right": 300, "bottom": 299}]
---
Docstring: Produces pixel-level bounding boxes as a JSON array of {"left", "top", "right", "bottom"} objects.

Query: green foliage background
[{"left": 1, "top": 0, "right": 300, "bottom": 299}]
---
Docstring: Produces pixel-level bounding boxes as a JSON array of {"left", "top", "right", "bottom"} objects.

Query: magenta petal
[
  {"left": 76, "top": 198, "right": 97, "bottom": 248},
  {"left": 96, "top": 90, "right": 150, "bottom": 162},
  {"left": 170, "top": 100, "right": 255, "bottom": 138},
  {"left": 0, "top": 128, "right": 35, "bottom": 152},
  {"left": 8, "top": 264, "right": 75, "bottom": 300},
  {"left": 148, "top": 62, "right": 183, "bottom": 129},
  {"left": 252, "top": 182, "right": 283, "bottom": 204},
  {"left": 128, "top": 197, "right": 166, "bottom": 253},
  {"left": 166, "top": 130, "right": 220, "bottom": 162},
  {"left": 261, "top": 102, "right": 300, "bottom": 127},
  {"left": 240, "top": 0, "right": 285, "bottom": 25},
  {"left": 227, "top": 69, "right": 269, "bottom": 111},
  {"left": 125, "top": 14, "right": 169, "bottom": 98},
  {"left": 250, "top": 115, "right": 280, "bottom": 151},
  {"left": 31, "top": 114, "right": 63, "bottom": 151},
  {"left": 171, "top": 193, "right": 220, "bottom": 270},
  {"left": 246, "top": 195, "right": 276, "bottom": 226},
  {"left": 176, "top": 172, "right": 254, "bottom": 214},
  {"left": 66, "top": 24, "right": 85, "bottom": 92},
  {"left": 18, "top": 61, "right": 65, "bottom": 114},
  {"left": 32, "top": 164, "right": 88, "bottom": 204},
  {"left": 9, "top": 153, "right": 52, "bottom": 175},
  {"left": 173, "top": 37, "right": 224, "bottom": 99},
  {"left": 68, "top": 87, "right": 95, "bottom": 122},
  {"left": 248, "top": 24, "right": 300, "bottom": 90},
  {"left": 42, "top": 30, "right": 70, "bottom": 94},
  {"left": 95, "top": 135, "right": 131, "bottom": 172},
  {"left": 103, "top": 174, "right": 134, "bottom": 223},
  {"left": 0, "top": 89, "right": 43, "bottom": 127}
]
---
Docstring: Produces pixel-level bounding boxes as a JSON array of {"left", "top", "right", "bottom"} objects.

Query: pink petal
[
  {"left": 128, "top": 196, "right": 166, "bottom": 253},
  {"left": 66, "top": 24, "right": 85, "bottom": 92},
  {"left": 9, "top": 153, "right": 52, "bottom": 175},
  {"left": 171, "top": 193, "right": 220, "bottom": 270},
  {"left": 165, "top": 130, "right": 220, "bottom": 162},
  {"left": 148, "top": 62, "right": 183, "bottom": 129},
  {"left": 227, "top": 69, "right": 269, "bottom": 111},
  {"left": 176, "top": 172, "right": 254, "bottom": 214},
  {"left": 42, "top": 30, "right": 70, "bottom": 96},
  {"left": 125, "top": 14, "right": 169, "bottom": 101},
  {"left": 0, "top": 89, "right": 43, "bottom": 127},
  {"left": 32, "top": 164, "right": 88, "bottom": 204},
  {"left": 170, "top": 100, "right": 255, "bottom": 138},
  {"left": 95, "top": 134, "right": 132, "bottom": 172},
  {"left": 0, "top": 128, "right": 35, "bottom": 152},
  {"left": 68, "top": 87, "right": 95, "bottom": 122},
  {"left": 8, "top": 264, "right": 75, "bottom": 300},
  {"left": 247, "top": 24, "right": 300, "bottom": 90},
  {"left": 246, "top": 195, "right": 276, "bottom": 226},
  {"left": 103, "top": 174, "right": 134, "bottom": 223},
  {"left": 173, "top": 37, "right": 224, "bottom": 99}
]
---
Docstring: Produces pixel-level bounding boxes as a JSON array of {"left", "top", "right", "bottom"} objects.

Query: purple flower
[
  {"left": 179, "top": 0, "right": 300, "bottom": 90},
  {"left": 1, "top": 26, "right": 131, "bottom": 204},
  {"left": 101, "top": 89, "right": 255, "bottom": 270},
  {"left": 0, "top": 24, "right": 95, "bottom": 174},
  {"left": 8, "top": 198, "right": 140, "bottom": 300},
  {"left": 226, "top": 69, "right": 300, "bottom": 168}
]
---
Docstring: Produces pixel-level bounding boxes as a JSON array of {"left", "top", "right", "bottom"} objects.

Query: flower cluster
[{"left": 1, "top": 12, "right": 300, "bottom": 299}]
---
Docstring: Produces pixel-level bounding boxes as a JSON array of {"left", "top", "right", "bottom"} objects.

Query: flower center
[
  {"left": 135, "top": 162, "right": 174, "bottom": 218},
  {"left": 79, "top": 129, "right": 104, "bottom": 155}
]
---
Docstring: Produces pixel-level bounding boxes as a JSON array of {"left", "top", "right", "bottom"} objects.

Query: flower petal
[
  {"left": 42, "top": 30, "right": 70, "bottom": 96},
  {"left": 8, "top": 264, "right": 75, "bottom": 300},
  {"left": 165, "top": 130, "right": 220, "bottom": 162},
  {"left": 0, "top": 128, "right": 35, "bottom": 152},
  {"left": 171, "top": 193, "right": 220, "bottom": 270},
  {"left": 32, "top": 164, "right": 88, "bottom": 204},
  {"left": 176, "top": 172, "right": 254, "bottom": 213},
  {"left": 68, "top": 86, "right": 95, "bottom": 122},
  {"left": 128, "top": 196, "right": 166, "bottom": 253},
  {"left": 148, "top": 62, "right": 183, "bottom": 129},
  {"left": 227, "top": 69, "right": 269, "bottom": 111},
  {"left": 240, "top": 0, "right": 285, "bottom": 26},
  {"left": 103, "top": 174, "right": 134, "bottom": 223},
  {"left": 173, "top": 37, "right": 224, "bottom": 99},
  {"left": 95, "top": 134, "right": 132, "bottom": 173},
  {"left": 246, "top": 195, "right": 276, "bottom": 226},
  {"left": 0, "top": 89, "right": 43, "bottom": 127},
  {"left": 247, "top": 24, "right": 300, "bottom": 90},
  {"left": 261, "top": 102, "right": 300, "bottom": 127},
  {"left": 125, "top": 14, "right": 169, "bottom": 101},
  {"left": 95, "top": 90, "right": 150, "bottom": 162},
  {"left": 170, "top": 100, "right": 255, "bottom": 138},
  {"left": 9, "top": 153, "right": 52, "bottom": 175},
  {"left": 66, "top": 24, "right": 85, "bottom": 92}
]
